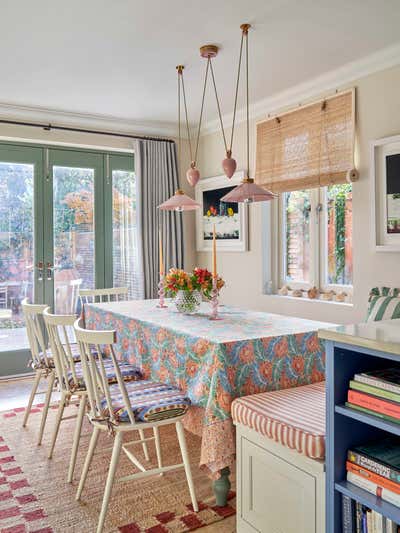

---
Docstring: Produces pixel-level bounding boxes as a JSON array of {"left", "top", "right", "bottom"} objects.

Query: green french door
[{"left": 0, "top": 143, "right": 136, "bottom": 376}]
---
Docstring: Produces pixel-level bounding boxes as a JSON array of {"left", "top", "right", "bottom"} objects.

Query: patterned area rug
[{"left": 0, "top": 404, "right": 235, "bottom": 532}]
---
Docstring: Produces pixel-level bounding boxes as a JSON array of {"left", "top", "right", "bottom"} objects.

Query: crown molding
[
  {"left": 0, "top": 101, "right": 178, "bottom": 138},
  {"left": 199, "top": 41, "right": 400, "bottom": 137}
]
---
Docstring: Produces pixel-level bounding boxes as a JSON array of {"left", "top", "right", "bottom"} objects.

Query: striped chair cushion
[
  {"left": 32, "top": 343, "right": 82, "bottom": 370},
  {"left": 101, "top": 380, "right": 190, "bottom": 423},
  {"left": 67, "top": 360, "right": 142, "bottom": 392},
  {"left": 232, "top": 381, "right": 326, "bottom": 460},
  {"left": 367, "top": 287, "right": 400, "bottom": 322}
]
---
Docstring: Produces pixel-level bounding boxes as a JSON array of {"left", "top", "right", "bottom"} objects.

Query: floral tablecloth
[{"left": 85, "top": 300, "right": 332, "bottom": 478}]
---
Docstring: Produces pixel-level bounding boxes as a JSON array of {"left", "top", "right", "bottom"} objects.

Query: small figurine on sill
[
  {"left": 307, "top": 287, "right": 319, "bottom": 299},
  {"left": 335, "top": 291, "right": 347, "bottom": 302},
  {"left": 292, "top": 289, "right": 303, "bottom": 298},
  {"left": 321, "top": 290, "right": 336, "bottom": 301},
  {"left": 278, "top": 285, "right": 290, "bottom": 296}
]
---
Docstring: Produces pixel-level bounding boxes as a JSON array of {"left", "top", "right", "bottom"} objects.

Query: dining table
[{"left": 84, "top": 299, "right": 332, "bottom": 506}]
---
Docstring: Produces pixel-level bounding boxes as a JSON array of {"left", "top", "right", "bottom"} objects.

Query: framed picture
[
  {"left": 195, "top": 170, "right": 248, "bottom": 252},
  {"left": 371, "top": 135, "right": 400, "bottom": 251}
]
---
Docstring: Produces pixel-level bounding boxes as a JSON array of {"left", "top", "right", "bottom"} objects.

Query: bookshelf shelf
[
  {"left": 323, "top": 338, "right": 400, "bottom": 532},
  {"left": 335, "top": 404, "right": 400, "bottom": 437},
  {"left": 335, "top": 481, "right": 400, "bottom": 524}
]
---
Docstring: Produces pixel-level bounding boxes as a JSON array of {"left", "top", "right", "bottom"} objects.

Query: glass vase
[{"left": 174, "top": 290, "right": 202, "bottom": 315}]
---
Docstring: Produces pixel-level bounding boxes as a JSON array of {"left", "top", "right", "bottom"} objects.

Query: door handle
[
  {"left": 37, "top": 261, "right": 44, "bottom": 281},
  {"left": 46, "top": 262, "right": 53, "bottom": 281}
]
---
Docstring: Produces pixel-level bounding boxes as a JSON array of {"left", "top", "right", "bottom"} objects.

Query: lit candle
[
  {"left": 159, "top": 229, "right": 164, "bottom": 275},
  {"left": 212, "top": 224, "right": 217, "bottom": 277}
]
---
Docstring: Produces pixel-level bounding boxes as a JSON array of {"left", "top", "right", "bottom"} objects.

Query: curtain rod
[{"left": 0, "top": 118, "right": 175, "bottom": 143}]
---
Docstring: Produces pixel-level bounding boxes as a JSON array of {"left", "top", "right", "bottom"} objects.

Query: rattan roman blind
[{"left": 255, "top": 90, "right": 357, "bottom": 193}]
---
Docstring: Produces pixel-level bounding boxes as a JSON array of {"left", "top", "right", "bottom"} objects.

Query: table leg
[{"left": 213, "top": 467, "right": 231, "bottom": 506}]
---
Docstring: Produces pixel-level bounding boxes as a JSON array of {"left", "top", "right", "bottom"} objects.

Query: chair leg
[
  {"left": 67, "top": 394, "right": 86, "bottom": 483},
  {"left": 37, "top": 371, "right": 55, "bottom": 446},
  {"left": 97, "top": 432, "right": 123, "bottom": 533},
  {"left": 76, "top": 426, "right": 100, "bottom": 501},
  {"left": 139, "top": 428, "right": 149, "bottom": 461},
  {"left": 175, "top": 421, "right": 198, "bottom": 512},
  {"left": 153, "top": 426, "right": 163, "bottom": 474},
  {"left": 22, "top": 370, "right": 41, "bottom": 427},
  {"left": 48, "top": 392, "right": 66, "bottom": 458}
]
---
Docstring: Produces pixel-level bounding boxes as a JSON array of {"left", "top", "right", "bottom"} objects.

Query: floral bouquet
[{"left": 165, "top": 268, "right": 225, "bottom": 314}]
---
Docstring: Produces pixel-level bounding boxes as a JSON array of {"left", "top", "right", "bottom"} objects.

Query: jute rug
[{"left": 0, "top": 404, "right": 235, "bottom": 532}]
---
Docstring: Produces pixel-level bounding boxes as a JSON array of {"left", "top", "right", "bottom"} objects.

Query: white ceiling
[{"left": 1, "top": 0, "right": 400, "bottom": 134}]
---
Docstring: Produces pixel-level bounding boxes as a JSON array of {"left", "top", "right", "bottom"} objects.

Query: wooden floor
[{"left": 0, "top": 376, "right": 236, "bottom": 532}]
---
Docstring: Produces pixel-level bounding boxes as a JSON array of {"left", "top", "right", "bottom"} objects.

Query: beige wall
[
  {"left": 194, "top": 65, "right": 400, "bottom": 325},
  {"left": 0, "top": 124, "right": 195, "bottom": 270}
]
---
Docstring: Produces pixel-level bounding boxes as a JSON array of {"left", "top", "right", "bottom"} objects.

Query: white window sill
[{"left": 266, "top": 294, "right": 354, "bottom": 308}]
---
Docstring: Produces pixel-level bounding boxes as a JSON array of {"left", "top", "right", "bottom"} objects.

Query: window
[{"left": 279, "top": 183, "right": 353, "bottom": 296}]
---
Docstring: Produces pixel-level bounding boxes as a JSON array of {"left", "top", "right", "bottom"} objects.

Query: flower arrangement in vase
[{"left": 165, "top": 267, "right": 224, "bottom": 314}]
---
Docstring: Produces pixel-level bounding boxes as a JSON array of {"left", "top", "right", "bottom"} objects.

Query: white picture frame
[
  {"left": 371, "top": 135, "right": 400, "bottom": 252},
  {"left": 195, "top": 170, "right": 248, "bottom": 252}
]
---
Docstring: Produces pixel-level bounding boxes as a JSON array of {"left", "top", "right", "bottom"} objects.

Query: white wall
[
  {"left": 0, "top": 123, "right": 195, "bottom": 271},
  {"left": 194, "top": 65, "right": 400, "bottom": 325}
]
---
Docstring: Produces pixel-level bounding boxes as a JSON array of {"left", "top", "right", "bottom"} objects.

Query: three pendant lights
[{"left": 158, "top": 23, "right": 276, "bottom": 212}]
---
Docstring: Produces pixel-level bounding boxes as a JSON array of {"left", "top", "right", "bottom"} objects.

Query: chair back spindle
[
  {"left": 21, "top": 298, "right": 49, "bottom": 368},
  {"left": 78, "top": 287, "right": 129, "bottom": 307}
]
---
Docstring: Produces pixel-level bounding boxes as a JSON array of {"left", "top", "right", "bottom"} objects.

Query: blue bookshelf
[{"left": 324, "top": 338, "right": 400, "bottom": 533}]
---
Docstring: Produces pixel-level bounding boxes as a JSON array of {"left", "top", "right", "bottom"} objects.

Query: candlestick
[
  {"left": 157, "top": 273, "right": 168, "bottom": 308},
  {"left": 212, "top": 224, "right": 217, "bottom": 278},
  {"left": 209, "top": 275, "right": 221, "bottom": 320},
  {"left": 159, "top": 229, "right": 164, "bottom": 276}
]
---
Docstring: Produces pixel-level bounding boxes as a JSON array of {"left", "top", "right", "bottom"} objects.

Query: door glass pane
[
  {"left": 53, "top": 166, "right": 95, "bottom": 313},
  {"left": 112, "top": 169, "right": 142, "bottom": 299},
  {"left": 284, "top": 190, "right": 311, "bottom": 283},
  {"left": 0, "top": 162, "right": 34, "bottom": 352},
  {"left": 326, "top": 184, "right": 353, "bottom": 285}
]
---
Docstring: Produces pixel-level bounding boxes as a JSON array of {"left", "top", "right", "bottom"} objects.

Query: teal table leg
[{"left": 213, "top": 467, "right": 231, "bottom": 506}]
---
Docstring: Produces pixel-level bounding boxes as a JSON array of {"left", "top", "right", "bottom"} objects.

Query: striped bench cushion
[
  {"left": 232, "top": 381, "right": 326, "bottom": 460},
  {"left": 367, "top": 287, "right": 400, "bottom": 322}
]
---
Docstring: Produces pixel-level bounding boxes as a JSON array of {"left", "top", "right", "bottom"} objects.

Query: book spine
[
  {"left": 355, "top": 374, "right": 400, "bottom": 395},
  {"left": 356, "top": 502, "right": 363, "bottom": 533},
  {"left": 345, "top": 402, "right": 400, "bottom": 425},
  {"left": 348, "top": 449, "right": 400, "bottom": 484},
  {"left": 347, "top": 390, "right": 400, "bottom": 419},
  {"left": 347, "top": 471, "right": 400, "bottom": 506},
  {"left": 342, "top": 494, "right": 356, "bottom": 532},
  {"left": 367, "top": 509, "right": 373, "bottom": 532},
  {"left": 373, "top": 510, "right": 383, "bottom": 533},
  {"left": 347, "top": 461, "right": 400, "bottom": 495},
  {"left": 350, "top": 380, "right": 400, "bottom": 403}
]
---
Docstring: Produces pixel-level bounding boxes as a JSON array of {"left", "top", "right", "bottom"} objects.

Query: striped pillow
[{"left": 367, "top": 292, "right": 400, "bottom": 322}]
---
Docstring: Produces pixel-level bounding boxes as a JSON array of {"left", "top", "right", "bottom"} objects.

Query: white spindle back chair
[
  {"left": 74, "top": 318, "right": 198, "bottom": 533},
  {"left": 78, "top": 286, "right": 128, "bottom": 307},
  {"left": 21, "top": 298, "right": 55, "bottom": 445},
  {"left": 43, "top": 308, "right": 86, "bottom": 482},
  {"left": 69, "top": 278, "right": 82, "bottom": 314}
]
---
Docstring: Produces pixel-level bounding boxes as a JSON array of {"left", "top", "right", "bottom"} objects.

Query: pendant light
[
  {"left": 221, "top": 24, "right": 276, "bottom": 203},
  {"left": 158, "top": 65, "right": 200, "bottom": 211}
]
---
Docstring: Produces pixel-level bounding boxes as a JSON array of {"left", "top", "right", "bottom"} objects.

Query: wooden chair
[
  {"left": 21, "top": 298, "right": 56, "bottom": 445},
  {"left": 78, "top": 286, "right": 128, "bottom": 306},
  {"left": 74, "top": 318, "right": 198, "bottom": 533},
  {"left": 43, "top": 308, "right": 145, "bottom": 483},
  {"left": 69, "top": 278, "right": 82, "bottom": 314}
]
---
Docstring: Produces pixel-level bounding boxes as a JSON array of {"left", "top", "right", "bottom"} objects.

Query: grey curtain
[{"left": 134, "top": 139, "right": 184, "bottom": 299}]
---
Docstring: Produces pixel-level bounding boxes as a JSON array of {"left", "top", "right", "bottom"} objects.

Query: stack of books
[
  {"left": 343, "top": 436, "right": 400, "bottom": 531},
  {"left": 342, "top": 495, "right": 399, "bottom": 532},
  {"left": 346, "top": 368, "right": 400, "bottom": 424}
]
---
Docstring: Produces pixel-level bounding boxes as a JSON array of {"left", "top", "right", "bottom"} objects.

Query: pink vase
[{"left": 222, "top": 152, "right": 237, "bottom": 178}]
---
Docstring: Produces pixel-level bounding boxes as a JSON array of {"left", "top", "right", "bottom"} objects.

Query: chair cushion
[
  {"left": 231, "top": 381, "right": 326, "bottom": 460},
  {"left": 31, "top": 343, "right": 82, "bottom": 370},
  {"left": 367, "top": 287, "right": 400, "bottom": 322},
  {"left": 101, "top": 380, "right": 191, "bottom": 423},
  {"left": 67, "top": 360, "right": 143, "bottom": 392}
]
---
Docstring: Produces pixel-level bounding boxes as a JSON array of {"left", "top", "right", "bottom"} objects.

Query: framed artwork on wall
[
  {"left": 195, "top": 170, "right": 248, "bottom": 252},
  {"left": 371, "top": 135, "right": 400, "bottom": 252}
]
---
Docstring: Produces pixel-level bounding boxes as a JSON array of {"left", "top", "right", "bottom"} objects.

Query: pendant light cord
[
  {"left": 229, "top": 31, "right": 245, "bottom": 154},
  {"left": 245, "top": 30, "right": 250, "bottom": 178},
  {"left": 193, "top": 58, "right": 210, "bottom": 165},
  {"left": 209, "top": 60, "right": 228, "bottom": 154},
  {"left": 180, "top": 70, "right": 194, "bottom": 163}
]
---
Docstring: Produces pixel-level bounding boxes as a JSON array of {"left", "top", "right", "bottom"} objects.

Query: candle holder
[
  {"left": 157, "top": 274, "right": 168, "bottom": 308},
  {"left": 209, "top": 276, "right": 222, "bottom": 320}
]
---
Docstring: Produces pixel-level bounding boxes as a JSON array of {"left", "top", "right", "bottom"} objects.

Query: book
[
  {"left": 348, "top": 437, "right": 400, "bottom": 484},
  {"left": 347, "top": 471, "right": 400, "bottom": 507},
  {"left": 372, "top": 509, "right": 384, "bottom": 532},
  {"left": 347, "top": 461, "right": 400, "bottom": 495},
  {"left": 342, "top": 494, "right": 356, "bottom": 532},
  {"left": 367, "top": 508, "right": 373, "bottom": 532},
  {"left": 347, "top": 390, "right": 400, "bottom": 420},
  {"left": 355, "top": 369, "right": 400, "bottom": 396},
  {"left": 356, "top": 501, "right": 363, "bottom": 533},
  {"left": 345, "top": 402, "right": 400, "bottom": 425},
  {"left": 350, "top": 380, "right": 400, "bottom": 404}
]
